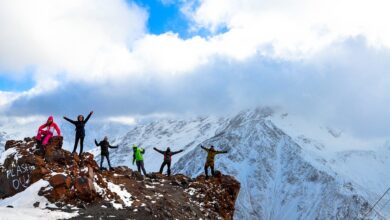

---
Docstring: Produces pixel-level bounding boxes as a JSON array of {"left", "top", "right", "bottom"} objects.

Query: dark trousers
[
  {"left": 136, "top": 161, "right": 147, "bottom": 176},
  {"left": 205, "top": 164, "right": 215, "bottom": 178},
  {"left": 72, "top": 134, "right": 84, "bottom": 155},
  {"left": 100, "top": 154, "right": 112, "bottom": 169},
  {"left": 159, "top": 161, "right": 171, "bottom": 176}
]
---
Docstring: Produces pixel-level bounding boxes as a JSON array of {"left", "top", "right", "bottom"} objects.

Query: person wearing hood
[
  {"left": 36, "top": 116, "right": 61, "bottom": 146},
  {"left": 63, "top": 111, "right": 93, "bottom": 156},
  {"left": 153, "top": 147, "right": 184, "bottom": 176},
  {"left": 201, "top": 145, "right": 228, "bottom": 179},
  {"left": 132, "top": 145, "right": 147, "bottom": 176},
  {"left": 95, "top": 136, "right": 118, "bottom": 171}
]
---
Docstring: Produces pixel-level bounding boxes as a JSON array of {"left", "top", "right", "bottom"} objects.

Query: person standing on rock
[
  {"left": 201, "top": 145, "right": 228, "bottom": 179},
  {"left": 95, "top": 136, "right": 118, "bottom": 171},
  {"left": 153, "top": 147, "right": 184, "bottom": 176},
  {"left": 36, "top": 116, "right": 61, "bottom": 146},
  {"left": 133, "top": 145, "right": 147, "bottom": 176},
  {"left": 63, "top": 111, "right": 93, "bottom": 156}
]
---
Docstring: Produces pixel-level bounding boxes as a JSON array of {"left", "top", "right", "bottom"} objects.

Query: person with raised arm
[
  {"left": 153, "top": 147, "right": 184, "bottom": 176},
  {"left": 95, "top": 136, "right": 118, "bottom": 171},
  {"left": 63, "top": 111, "right": 93, "bottom": 156},
  {"left": 133, "top": 145, "right": 147, "bottom": 176},
  {"left": 201, "top": 145, "right": 228, "bottom": 179}
]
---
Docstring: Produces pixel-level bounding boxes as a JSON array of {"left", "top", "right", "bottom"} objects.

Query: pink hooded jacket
[{"left": 38, "top": 116, "right": 61, "bottom": 135}]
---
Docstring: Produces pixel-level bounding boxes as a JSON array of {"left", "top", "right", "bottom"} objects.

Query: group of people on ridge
[{"left": 35, "top": 113, "right": 229, "bottom": 177}]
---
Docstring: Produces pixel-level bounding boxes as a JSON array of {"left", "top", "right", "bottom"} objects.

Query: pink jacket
[{"left": 38, "top": 116, "right": 61, "bottom": 135}]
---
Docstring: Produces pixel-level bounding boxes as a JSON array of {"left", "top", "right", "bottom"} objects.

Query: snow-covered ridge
[
  {"left": 106, "top": 116, "right": 229, "bottom": 171},
  {"left": 106, "top": 107, "right": 390, "bottom": 219}
]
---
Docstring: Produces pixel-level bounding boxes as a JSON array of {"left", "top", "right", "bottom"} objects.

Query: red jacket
[{"left": 38, "top": 116, "right": 61, "bottom": 135}]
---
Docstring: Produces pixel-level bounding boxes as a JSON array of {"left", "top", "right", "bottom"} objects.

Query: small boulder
[
  {"left": 4, "top": 140, "right": 21, "bottom": 150},
  {"left": 49, "top": 174, "right": 72, "bottom": 189},
  {"left": 47, "top": 136, "right": 63, "bottom": 149},
  {"left": 74, "top": 176, "right": 96, "bottom": 202},
  {"left": 49, "top": 186, "right": 68, "bottom": 201},
  {"left": 45, "top": 148, "right": 66, "bottom": 164}
]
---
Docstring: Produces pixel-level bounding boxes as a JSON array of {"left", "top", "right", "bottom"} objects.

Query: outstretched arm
[
  {"left": 84, "top": 111, "right": 93, "bottom": 124},
  {"left": 109, "top": 144, "right": 118, "bottom": 149},
  {"left": 38, "top": 123, "right": 47, "bottom": 132},
  {"left": 94, "top": 139, "right": 100, "bottom": 146},
  {"left": 217, "top": 150, "right": 228, "bottom": 154},
  {"left": 200, "top": 145, "right": 208, "bottom": 151},
  {"left": 63, "top": 116, "right": 76, "bottom": 125},
  {"left": 153, "top": 147, "right": 164, "bottom": 154},
  {"left": 172, "top": 149, "right": 184, "bottom": 155}
]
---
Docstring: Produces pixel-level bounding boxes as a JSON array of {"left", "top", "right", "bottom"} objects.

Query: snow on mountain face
[
  {"left": 270, "top": 112, "right": 390, "bottom": 218},
  {"left": 105, "top": 117, "right": 228, "bottom": 171},
  {"left": 102, "top": 107, "right": 384, "bottom": 219},
  {"left": 61, "top": 121, "right": 131, "bottom": 152},
  {"left": 0, "top": 131, "right": 9, "bottom": 153},
  {"left": 173, "top": 108, "right": 377, "bottom": 219}
]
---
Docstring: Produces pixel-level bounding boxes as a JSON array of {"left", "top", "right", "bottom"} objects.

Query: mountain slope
[
  {"left": 93, "top": 107, "right": 389, "bottom": 219},
  {"left": 0, "top": 131, "right": 7, "bottom": 152},
  {"left": 173, "top": 108, "right": 378, "bottom": 219},
  {"left": 105, "top": 117, "right": 228, "bottom": 171}
]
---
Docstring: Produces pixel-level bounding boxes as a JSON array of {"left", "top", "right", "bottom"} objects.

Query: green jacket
[{"left": 133, "top": 146, "right": 145, "bottom": 163}]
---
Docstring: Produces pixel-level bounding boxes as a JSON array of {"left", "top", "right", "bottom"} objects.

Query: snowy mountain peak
[{"left": 105, "top": 107, "right": 384, "bottom": 219}]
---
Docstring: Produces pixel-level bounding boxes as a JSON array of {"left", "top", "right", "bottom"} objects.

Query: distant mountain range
[{"left": 2, "top": 107, "right": 390, "bottom": 219}]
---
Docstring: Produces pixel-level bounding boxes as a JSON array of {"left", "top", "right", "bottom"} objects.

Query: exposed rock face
[{"left": 0, "top": 137, "right": 240, "bottom": 219}]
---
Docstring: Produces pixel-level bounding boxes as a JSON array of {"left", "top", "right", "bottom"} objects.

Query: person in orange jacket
[{"left": 36, "top": 116, "right": 61, "bottom": 146}]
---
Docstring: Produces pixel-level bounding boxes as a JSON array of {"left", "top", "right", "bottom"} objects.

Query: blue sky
[
  {"left": 131, "top": 0, "right": 189, "bottom": 36},
  {"left": 1, "top": 0, "right": 390, "bottom": 138}
]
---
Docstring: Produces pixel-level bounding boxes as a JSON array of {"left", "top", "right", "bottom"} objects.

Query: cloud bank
[{"left": 1, "top": 0, "right": 390, "bottom": 139}]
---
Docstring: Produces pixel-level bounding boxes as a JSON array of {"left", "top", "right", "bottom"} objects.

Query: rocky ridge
[{"left": 0, "top": 136, "right": 240, "bottom": 219}]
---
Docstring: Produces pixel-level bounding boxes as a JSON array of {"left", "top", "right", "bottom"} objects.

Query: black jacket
[
  {"left": 64, "top": 112, "right": 92, "bottom": 136},
  {"left": 153, "top": 148, "right": 183, "bottom": 162},
  {"left": 95, "top": 139, "right": 118, "bottom": 155}
]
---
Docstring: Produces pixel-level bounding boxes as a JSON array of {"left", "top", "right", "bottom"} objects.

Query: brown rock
[
  {"left": 74, "top": 176, "right": 96, "bottom": 202},
  {"left": 72, "top": 153, "right": 80, "bottom": 164},
  {"left": 49, "top": 186, "right": 67, "bottom": 201},
  {"left": 49, "top": 174, "right": 72, "bottom": 189},
  {"left": 87, "top": 166, "right": 94, "bottom": 180},
  {"left": 0, "top": 162, "right": 34, "bottom": 199},
  {"left": 45, "top": 148, "right": 66, "bottom": 164},
  {"left": 31, "top": 167, "right": 50, "bottom": 183},
  {"left": 34, "top": 157, "right": 45, "bottom": 167},
  {"left": 70, "top": 165, "right": 79, "bottom": 177},
  {"left": 47, "top": 136, "right": 63, "bottom": 149},
  {"left": 132, "top": 171, "right": 144, "bottom": 181},
  {"left": 4, "top": 140, "right": 20, "bottom": 150}
]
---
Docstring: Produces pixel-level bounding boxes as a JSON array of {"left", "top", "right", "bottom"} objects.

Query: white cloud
[
  {"left": 106, "top": 116, "right": 137, "bottom": 126},
  {"left": 0, "top": 0, "right": 147, "bottom": 82},
  {"left": 184, "top": 0, "right": 390, "bottom": 58},
  {"left": 2, "top": 0, "right": 389, "bottom": 87}
]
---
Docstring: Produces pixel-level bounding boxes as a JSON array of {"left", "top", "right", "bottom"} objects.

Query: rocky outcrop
[{"left": 0, "top": 137, "right": 240, "bottom": 219}]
